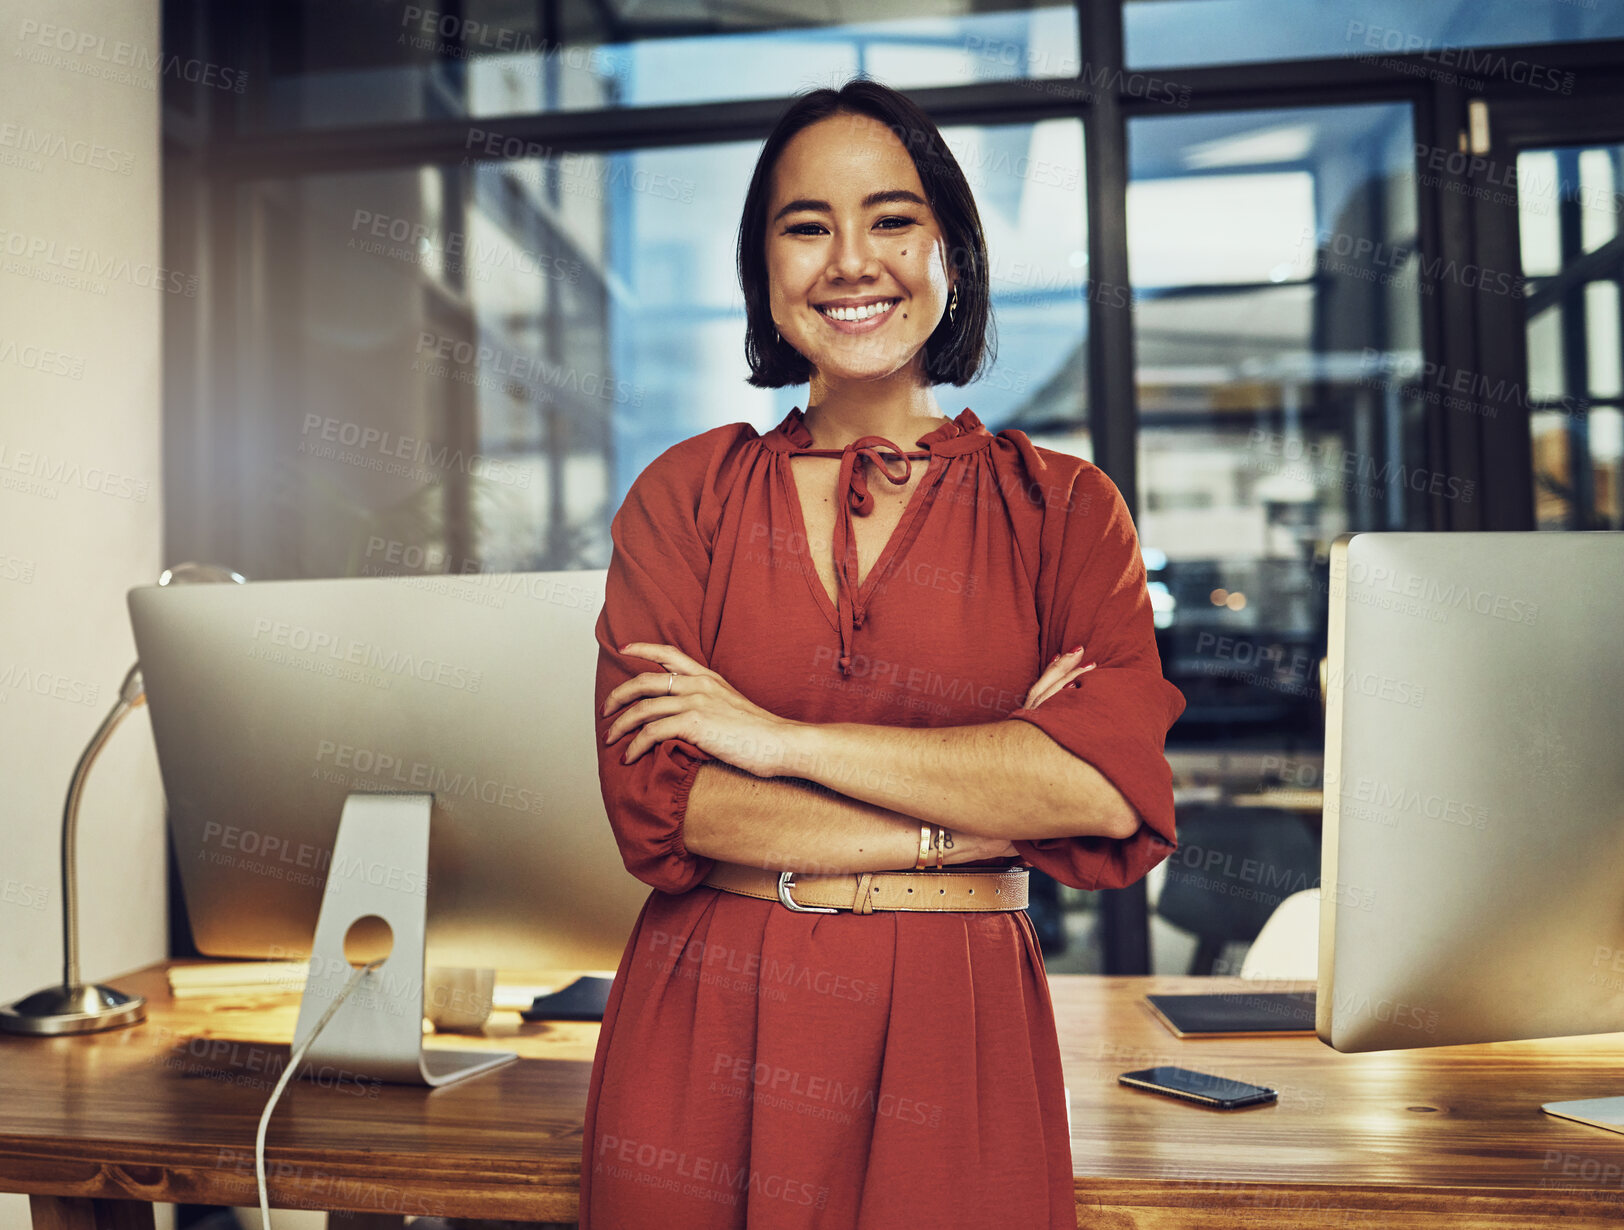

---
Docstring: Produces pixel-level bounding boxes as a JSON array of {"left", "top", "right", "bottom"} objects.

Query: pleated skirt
[{"left": 577, "top": 884, "right": 1077, "bottom": 1229}]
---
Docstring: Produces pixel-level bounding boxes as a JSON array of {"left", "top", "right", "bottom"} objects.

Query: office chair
[
  {"left": 1239, "top": 888, "right": 1321, "bottom": 980},
  {"left": 1154, "top": 807, "right": 1320, "bottom": 975}
]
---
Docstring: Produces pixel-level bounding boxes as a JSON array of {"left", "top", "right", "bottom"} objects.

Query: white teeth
[{"left": 820, "top": 299, "right": 897, "bottom": 322}]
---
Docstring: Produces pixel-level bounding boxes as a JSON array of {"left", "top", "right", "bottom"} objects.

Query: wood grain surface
[{"left": 2, "top": 962, "right": 1623, "bottom": 1228}]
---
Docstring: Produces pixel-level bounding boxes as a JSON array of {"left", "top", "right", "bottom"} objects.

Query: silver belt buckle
[{"left": 777, "top": 870, "right": 839, "bottom": 914}]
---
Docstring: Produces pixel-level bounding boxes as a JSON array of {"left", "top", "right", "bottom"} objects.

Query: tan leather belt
[{"left": 702, "top": 860, "right": 1028, "bottom": 914}]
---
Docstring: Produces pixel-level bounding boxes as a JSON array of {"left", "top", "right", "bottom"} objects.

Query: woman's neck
[{"left": 801, "top": 386, "right": 951, "bottom": 451}]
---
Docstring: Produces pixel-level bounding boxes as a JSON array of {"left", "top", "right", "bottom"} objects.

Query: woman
[{"left": 583, "top": 78, "right": 1185, "bottom": 1229}]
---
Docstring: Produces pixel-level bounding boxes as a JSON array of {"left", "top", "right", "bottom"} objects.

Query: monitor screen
[{"left": 1318, "top": 532, "right": 1624, "bottom": 1052}]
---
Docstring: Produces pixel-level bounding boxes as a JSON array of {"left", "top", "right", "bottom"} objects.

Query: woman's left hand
[
  {"left": 1022, "top": 645, "right": 1096, "bottom": 710},
  {"left": 602, "top": 641, "right": 803, "bottom": 778}
]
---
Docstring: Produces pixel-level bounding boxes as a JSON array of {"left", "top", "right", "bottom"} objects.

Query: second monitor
[
  {"left": 128, "top": 569, "right": 644, "bottom": 1081},
  {"left": 1318, "top": 531, "right": 1624, "bottom": 1129}
]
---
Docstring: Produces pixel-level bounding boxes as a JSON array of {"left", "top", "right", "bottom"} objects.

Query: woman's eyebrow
[{"left": 771, "top": 188, "right": 927, "bottom": 224}]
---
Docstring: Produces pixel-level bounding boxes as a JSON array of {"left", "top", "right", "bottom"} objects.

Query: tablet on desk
[{"left": 1145, "top": 991, "right": 1317, "bottom": 1038}]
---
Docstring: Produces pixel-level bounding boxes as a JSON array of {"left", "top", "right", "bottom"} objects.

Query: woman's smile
[{"left": 814, "top": 296, "right": 902, "bottom": 334}]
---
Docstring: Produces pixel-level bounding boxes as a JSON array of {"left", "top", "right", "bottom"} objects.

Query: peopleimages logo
[
  {"left": 412, "top": 330, "right": 643, "bottom": 407},
  {"left": 1357, "top": 346, "right": 1591, "bottom": 422},
  {"left": 0, "top": 661, "right": 100, "bottom": 706},
  {"left": 249, "top": 618, "right": 482, "bottom": 692},
  {"left": 299, "top": 413, "right": 530, "bottom": 488},
  {"left": 1299, "top": 226, "right": 1527, "bottom": 298},
  {"left": 314, "top": 740, "right": 546, "bottom": 817},
  {"left": 0, "top": 123, "right": 135, "bottom": 174},
  {"left": 349, "top": 209, "right": 581, "bottom": 284},
  {"left": 1343, "top": 775, "right": 1490, "bottom": 830},
  {"left": 0, "top": 441, "right": 150, "bottom": 501},
  {"left": 1326, "top": 667, "right": 1425, "bottom": 709},
  {"left": 14, "top": 19, "right": 249, "bottom": 93},
  {"left": 0, "top": 225, "right": 199, "bottom": 296},
  {"left": 1344, "top": 21, "right": 1576, "bottom": 94},
  {"left": 1246, "top": 428, "right": 1476, "bottom": 504},
  {"left": 1335, "top": 558, "right": 1539, "bottom": 627},
  {"left": 0, "top": 335, "right": 86, "bottom": 379}
]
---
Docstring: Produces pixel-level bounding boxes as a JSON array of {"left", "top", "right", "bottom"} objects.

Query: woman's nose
[{"left": 829, "top": 229, "right": 879, "bottom": 277}]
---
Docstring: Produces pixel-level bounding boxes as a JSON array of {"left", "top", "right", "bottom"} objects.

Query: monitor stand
[
  {"left": 292, "top": 791, "right": 517, "bottom": 1087},
  {"left": 1542, "top": 1097, "right": 1624, "bottom": 1136}
]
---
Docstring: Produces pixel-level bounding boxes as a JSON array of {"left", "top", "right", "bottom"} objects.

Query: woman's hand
[
  {"left": 945, "top": 647, "right": 1095, "bottom": 866},
  {"left": 1022, "top": 645, "right": 1096, "bottom": 710},
  {"left": 939, "top": 828, "right": 1022, "bottom": 864},
  {"left": 908, "top": 649, "right": 1102, "bottom": 866},
  {"left": 603, "top": 641, "right": 803, "bottom": 779}
]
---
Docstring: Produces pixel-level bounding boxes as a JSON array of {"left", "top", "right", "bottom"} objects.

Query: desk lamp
[{"left": 0, "top": 562, "right": 246, "bottom": 1035}]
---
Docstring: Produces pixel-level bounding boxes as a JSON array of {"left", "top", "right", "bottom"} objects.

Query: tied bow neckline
[{"left": 789, "top": 432, "right": 950, "bottom": 677}]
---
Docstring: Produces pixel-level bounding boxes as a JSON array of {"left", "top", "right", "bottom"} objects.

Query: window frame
[{"left": 162, "top": 0, "right": 1624, "bottom": 971}]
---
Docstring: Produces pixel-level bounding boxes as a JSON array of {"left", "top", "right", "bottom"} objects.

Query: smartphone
[{"left": 1117, "top": 1066, "right": 1277, "bottom": 1109}]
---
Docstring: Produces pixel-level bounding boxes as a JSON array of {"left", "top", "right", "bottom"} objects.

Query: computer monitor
[
  {"left": 127, "top": 569, "right": 644, "bottom": 1084},
  {"left": 1317, "top": 531, "right": 1624, "bottom": 1128}
]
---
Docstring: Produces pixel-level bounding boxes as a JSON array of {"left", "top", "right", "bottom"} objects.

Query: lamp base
[{"left": 0, "top": 983, "right": 146, "bottom": 1035}]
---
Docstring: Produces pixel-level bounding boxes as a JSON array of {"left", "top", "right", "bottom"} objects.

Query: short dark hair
[{"left": 736, "top": 77, "right": 995, "bottom": 389}]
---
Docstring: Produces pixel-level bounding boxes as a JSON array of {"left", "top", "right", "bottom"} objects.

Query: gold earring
[{"left": 949, "top": 285, "right": 958, "bottom": 325}]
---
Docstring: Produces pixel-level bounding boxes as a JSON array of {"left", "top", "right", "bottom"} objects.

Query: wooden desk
[{"left": 4, "top": 961, "right": 1624, "bottom": 1228}]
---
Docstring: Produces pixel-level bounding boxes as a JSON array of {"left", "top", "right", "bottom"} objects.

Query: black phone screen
[{"left": 1118, "top": 1066, "right": 1277, "bottom": 1107}]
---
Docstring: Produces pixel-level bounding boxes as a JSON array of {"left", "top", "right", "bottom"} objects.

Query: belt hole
[
  {"left": 968, "top": 888, "right": 974, "bottom": 894},
  {"left": 907, "top": 887, "right": 913, "bottom": 893},
  {"left": 939, "top": 888, "right": 945, "bottom": 894}
]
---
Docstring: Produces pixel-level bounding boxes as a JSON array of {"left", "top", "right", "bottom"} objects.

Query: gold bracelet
[
  {"left": 933, "top": 825, "right": 947, "bottom": 870},
  {"left": 914, "top": 822, "right": 933, "bottom": 870}
]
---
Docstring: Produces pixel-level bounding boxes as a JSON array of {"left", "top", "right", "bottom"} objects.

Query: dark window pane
[
  {"left": 1519, "top": 144, "right": 1624, "bottom": 531},
  {"left": 1129, "top": 103, "right": 1426, "bottom": 784}
]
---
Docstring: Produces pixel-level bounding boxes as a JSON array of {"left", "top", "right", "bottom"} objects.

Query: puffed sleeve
[
  {"left": 593, "top": 426, "right": 750, "bottom": 894},
  {"left": 1003, "top": 454, "right": 1186, "bottom": 892}
]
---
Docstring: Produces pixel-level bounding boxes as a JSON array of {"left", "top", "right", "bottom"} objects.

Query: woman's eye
[{"left": 784, "top": 216, "right": 918, "bottom": 236}]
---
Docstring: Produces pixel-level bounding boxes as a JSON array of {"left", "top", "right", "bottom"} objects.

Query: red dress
[{"left": 580, "top": 406, "right": 1185, "bottom": 1229}]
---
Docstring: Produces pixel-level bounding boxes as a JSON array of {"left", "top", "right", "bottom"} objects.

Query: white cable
[{"left": 254, "top": 958, "right": 385, "bottom": 1230}]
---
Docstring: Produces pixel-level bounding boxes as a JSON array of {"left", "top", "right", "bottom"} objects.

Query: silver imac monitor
[
  {"left": 127, "top": 569, "right": 646, "bottom": 1084},
  {"left": 1317, "top": 532, "right": 1624, "bottom": 1127}
]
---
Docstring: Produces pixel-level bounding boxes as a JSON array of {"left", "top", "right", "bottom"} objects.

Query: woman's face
[{"left": 764, "top": 112, "right": 957, "bottom": 384}]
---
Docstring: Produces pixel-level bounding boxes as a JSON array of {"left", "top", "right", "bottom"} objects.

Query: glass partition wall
[
  {"left": 231, "top": 119, "right": 1089, "bottom": 580},
  {"left": 165, "top": 0, "right": 1621, "bottom": 974}
]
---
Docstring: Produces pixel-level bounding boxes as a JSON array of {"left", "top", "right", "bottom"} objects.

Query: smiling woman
[
  {"left": 740, "top": 88, "right": 991, "bottom": 394},
  {"left": 580, "top": 78, "right": 1184, "bottom": 1230}
]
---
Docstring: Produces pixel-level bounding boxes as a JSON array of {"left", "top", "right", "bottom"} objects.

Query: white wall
[{"left": 0, "top": 0, "right": 168, "bottom": 1226}]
